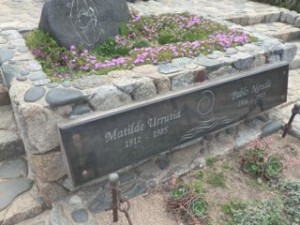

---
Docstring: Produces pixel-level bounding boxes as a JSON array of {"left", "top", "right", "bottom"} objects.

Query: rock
[
  {"left": 33, "top": 79, "right": 51, "bottom": 86},
  {"left": 39, "top": 0, "right": 129, "bottom": 49},
  {"left": 169, "top": 70, "right": 194, "bottom": 90},
  {"left": 131, "top": 77, "right": 157, "bottom": 100},
  {"left": 195, "top": 56, "right": 222, "bottom": 71},
  {"left": 295, "top": 17, "right": 300, "bottom": 27},
  {"left": 30, "top": 151, "right": 66, "bottom": 182},
  {"left": 260, "top": 120, "right": 283, "bottom": 138},
  {"left": 38, "top": 182, "right": 68, "bottom": 204},
  {"left": 17, "top": 103, "right": 66, "bottom": 153},
  {"left": 233, "top": 55, "right": 254, "bottom": 70},
  {"left": 71, "top": 209, "right": 89, "bottom": 223},
  {"left": 62, "top": 80, "right": 71, "bottom": 88},
  {"left": 28, "top": 72, "right": 47, "bottom": 81},
  {"left": 133, "top": 65, "right": 171, "bottom": 94},
  {"left": 47, "top": 83, "right": 58, "bottom": 88},
  {"left": 24, "top": 87, "right": 46, "bottom": 102},
  {"left": 72, "top": 75, "right": 112, "bottom": 90},
  {"left": 0, "top": 48, "right": 14, "bottom": 66},
  {"left": 89, "top": 85, "right": 131, "bottom": 111},
  {"left": 158, "top": 63, "right": 182, "bottom": 74},
  {"left": 225, "top": 48, "right": 238, "bottom": 55},
  {"left": 70, "top": 103, "right": 92, "bottom": 116},
  {"left": 0, "top": 158, "right": 27, "bottom": 179},
  {"left": 1, "top": 64, "right": 20, "bottom": 88},
  {"left": 282, "top": 43, "right": 297, "bottom": 63},
  {"left": 113, "top": 77, "right": 157, "bottom": 100},
  {"left": 286, "top": 11, "right": 298, "bottom": 24},
  {"left": 0, "top": 187, "right": 45, "bottom": 225},
  {"left": 27, "top": 61, "right": 42, "bottom": 72},
  {"left": 122, "top": 179, "right": 147, "bottom": 199},
  {"left": 16, "top": 75, "right": 27, "bottom": 81},
  {"left": 0, "top": 179, "right": 33, "bottom": 211},
  {"left": 172, "top": 57, "right": 194, "bottom": 67},
  {"left": 50, "top": 204, "right": 72, "bottom": 225},
  {"left": 45, "top": 88, "right": 85, "bottom": 107},
  {"left": 88, "top": 191, "right": 111, "bottom": 213}
]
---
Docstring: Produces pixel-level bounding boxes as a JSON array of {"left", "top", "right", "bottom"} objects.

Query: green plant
[
  {"left": 190, "top": 198, "right": 208, "bottom": 219},
  {"left": 157, "top": 31, "right": 179, "bottom": 45},
  {"left": 264, "top": 156, "right": 283, "bottom": 179},
  {"left": 227, "top": 196, "right": 288, "bottom": 225},
  {"left": 190, "top": 180, "right": 204, "bottom": 194},
  {"left": 92, "top": 38, "right": 130, "bottom": 57},
  {"left": 241, "top": 139, "right": 283, "bottom": 180},
  {"left": 281, "top": 182, "right": 300, "bottom": 224},
  {"left": 170, "top": 184, "right": 190, "bottom": 201},
  {"left": 207, "top": 171, "right": 225, "bottom": 187},
  {"left": 205, "top": 156, "right": 217, "bottom": 167},
  {"left": 222, "top": 200, "right": 247, "bottom": 216}
]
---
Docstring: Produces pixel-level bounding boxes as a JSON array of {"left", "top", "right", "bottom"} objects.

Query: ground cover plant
[
  {"left": 25, "top": 12, "right": 254, "bottom": 82},
  {"left": 166, "top": 134, "right": 300, "bottom": 225}
]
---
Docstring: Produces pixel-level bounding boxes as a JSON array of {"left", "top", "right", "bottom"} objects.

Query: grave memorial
[
  {"left": 0, "top": 0, "right": 297, "bottom": 207},
  {"left": 59, "top": 63, "right": 288, "bottom": 186},
  {"left": 39, "top": 0, "right": 129, "bottom": 48}
]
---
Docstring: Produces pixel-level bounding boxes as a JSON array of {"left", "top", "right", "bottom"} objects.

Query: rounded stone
[
  {"left": 16, "top": 75, "right": 28, "bottom": 81},
  {"left": 71, "top": 104, "right": 92, "bottom": 116},
  {"left": 71, "top": 208, "right": 89, "bottom": 223},
  {"left": 62, "top": 80, "right": 72, "bottom": 88},
  {"left": 20, "top": 70, "right": 29, "bottom": 76},
  {"left": 45, "top": 88, "right": 85, "bottom": 106},
  {"left": 47, "top": 82, "right": 59, "bottom": 88},
  {"left": 24, "top": 87, "right": 46, "bottom": 102},
  {"left": 226, "top": 48, "right": 238, "bottom": 55}
]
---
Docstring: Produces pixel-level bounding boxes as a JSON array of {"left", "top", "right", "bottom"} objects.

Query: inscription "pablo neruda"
[{"left": 231, "top": 79, "right": 272, "bottom": 101}]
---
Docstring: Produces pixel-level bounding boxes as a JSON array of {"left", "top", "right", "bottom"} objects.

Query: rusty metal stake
[
  {"left": 109, "top": 173, "right": 120, "bottom": 222},
  {"left": 282, "top": 103, "right": 300, "bottom": 138}
]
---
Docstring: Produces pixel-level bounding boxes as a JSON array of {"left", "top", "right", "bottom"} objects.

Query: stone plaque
[{"left": 59, "top": 63, "right": 289, "bottom": 186}]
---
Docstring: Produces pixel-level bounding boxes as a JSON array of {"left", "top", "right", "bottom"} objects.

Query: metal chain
[{"left": 117, "top": 188, "right": 134, "bottom": 225}]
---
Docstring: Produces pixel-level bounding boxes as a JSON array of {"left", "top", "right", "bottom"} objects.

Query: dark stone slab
[
  {"left": 24, "top": 87, "right": 46, "bottom": 102},
  {"left": 39, "top": 0, "right": 129, "bottom": 49},
  {"left": 0, "top": 179, "right": 33, "bottom": 210},
  {"left": 59, "top": 63, "right": 289, "bottom": 186},
  {"left": 45, "top": 88, "right": 85, "bottom": 107}
]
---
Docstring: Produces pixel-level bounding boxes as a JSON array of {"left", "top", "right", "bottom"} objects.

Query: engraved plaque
[{"left": 59, "top": 62, "right": 289, "bottom": 186}]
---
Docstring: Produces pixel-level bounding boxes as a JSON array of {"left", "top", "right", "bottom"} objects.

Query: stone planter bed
[{"left": 0, "top": 15, "right": 297, "bottom": 205}]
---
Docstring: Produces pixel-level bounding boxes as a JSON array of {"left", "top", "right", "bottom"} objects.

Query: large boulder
[{"left": 39, "top": 0, "right": 129, "bottom": 49}]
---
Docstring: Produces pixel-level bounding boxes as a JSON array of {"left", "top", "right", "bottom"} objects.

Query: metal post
[
  {"left": 282, "top": 103, "right": 300, "bottom": 138},
  {"left": 109, "top": 173, "right": 120, "bottom": 222}
]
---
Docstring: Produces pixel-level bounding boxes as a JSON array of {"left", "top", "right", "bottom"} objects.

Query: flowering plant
[{"left": 26, "top": 12, "right": 254, "bottom": 82}]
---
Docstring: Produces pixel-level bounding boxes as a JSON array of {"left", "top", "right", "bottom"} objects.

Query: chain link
[{"left": 117, "top": 188, "right": 134, "bottom": 225}]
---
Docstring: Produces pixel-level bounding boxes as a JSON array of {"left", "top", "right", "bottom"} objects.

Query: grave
[
  {"left": 0, "top": 5, "right": 297, "bottom": 207},
  {"left": 59, "top": 63, "right": 288, "bottom": 186}
]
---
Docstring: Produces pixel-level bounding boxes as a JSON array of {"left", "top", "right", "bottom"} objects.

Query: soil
[{"left": 95, "top": 132, "right": 300, "bottom": 225}]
